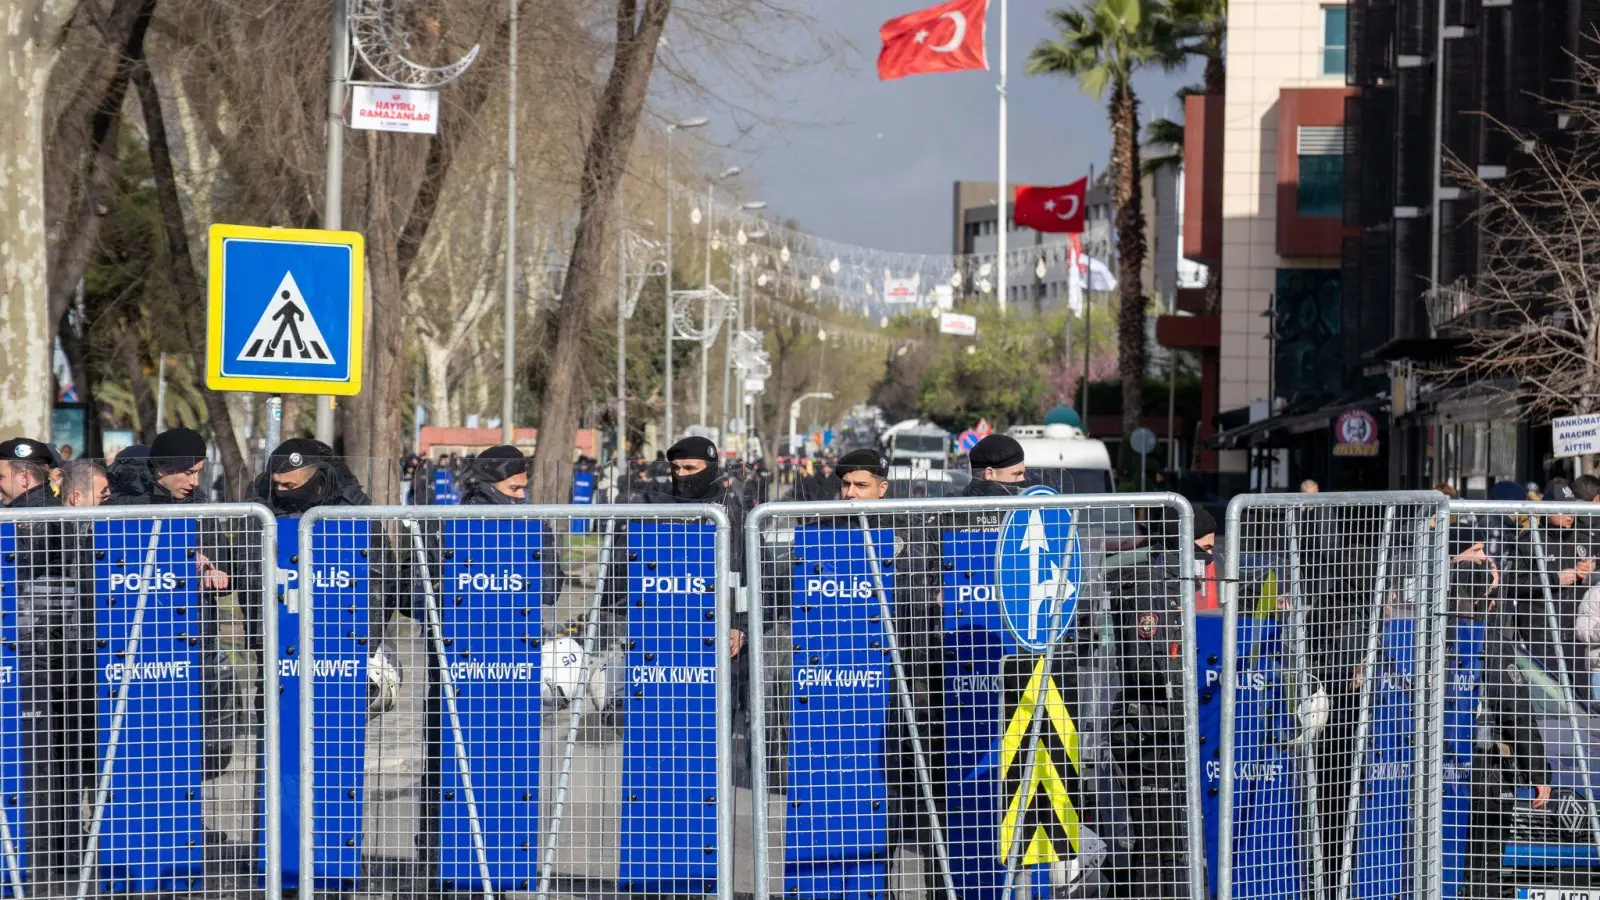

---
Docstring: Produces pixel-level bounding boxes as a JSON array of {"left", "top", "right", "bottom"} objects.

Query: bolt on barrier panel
[
  {"left": 745, "top": 493, "right": 1205, "bottom": 900},
  {"left": 0, "top": 503, "right": 280, "bottom": 899},
  {"left": 292, "top": 504, "right": 734, "bottom": 900}
]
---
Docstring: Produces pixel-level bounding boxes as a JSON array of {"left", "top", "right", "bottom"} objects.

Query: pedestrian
[
  {"left": 57, "top": 444, "right": 73, "bottom": 462},
  {"left": 1194, "top": 506, "right": 1221, "bottom": 612},
  {"left": 1576, "top": 583, "right": 1600, "bottom": 703},
  {"left": 1300, "top": 478, "right": 1320, "bottom": 494}
]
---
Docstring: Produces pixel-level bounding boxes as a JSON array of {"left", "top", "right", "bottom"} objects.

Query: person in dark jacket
[
  {"left": 256, "top": 438, "right": 406, "bottom": 713},
  {"left": 104, "top": 427, "right": 209, "bottom": 506},
  {"left": 0, "top": 438, "right": 90, "bottom": 886},
  {"left": 963, "top": 434, "right": 1028, "bottom": 498},
  {"left": 457, "top": 445, "right": 528, "bottom": 505},
  {"left": 640, "top": 436, "right": 748, "bottom": 649}
]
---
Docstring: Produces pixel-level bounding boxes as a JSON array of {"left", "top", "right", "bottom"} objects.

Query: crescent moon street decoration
[
  {"left": 930, "top": 11, "right": 968, "bottom": 53},
  {"left": 349, "top": 0, "right": 480, "bottom": 88}
]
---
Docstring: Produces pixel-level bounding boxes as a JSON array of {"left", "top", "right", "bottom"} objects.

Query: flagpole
[{"left": 996, "top": 0, "right": 1008, "bottom": 315}]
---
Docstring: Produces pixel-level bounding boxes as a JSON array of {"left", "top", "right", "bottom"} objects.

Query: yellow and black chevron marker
[{"left": 997, "top": 653, "right": 1081, "bottom": 866}]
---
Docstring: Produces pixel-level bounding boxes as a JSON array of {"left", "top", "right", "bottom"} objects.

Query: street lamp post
[
  {"left": 699, "top": 166, "right": 741, "bottom": 430},
  {"left": 719, "top": 209, "right": 763, "bottom": 446},
  {"left": 789, "top": 393, "right": 834, "bottom": 456},
  {"left": 663, "top": 116, "right": 708, "bottom": 445},
  {"left": 501, "top": 0, "right": 517, "bottom": 445}
]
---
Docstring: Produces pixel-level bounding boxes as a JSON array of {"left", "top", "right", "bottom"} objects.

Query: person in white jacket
[{"left": 1576, "top": 584, "right": 1600, "bottom": 703}]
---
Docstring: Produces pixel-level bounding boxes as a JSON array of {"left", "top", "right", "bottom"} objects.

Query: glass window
[
  {"left": 1297, "top": 154, "right": 1344, "bottom": 216},
  {"left": 1323, "top": 6, "right": 1347, "bottom": 76}
]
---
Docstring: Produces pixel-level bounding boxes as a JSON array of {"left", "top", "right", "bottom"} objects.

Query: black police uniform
[{"left": 2, "top": 438, "right": 95, "bottom": 885}]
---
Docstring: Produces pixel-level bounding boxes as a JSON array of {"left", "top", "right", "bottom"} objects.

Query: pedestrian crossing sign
[{"left": 206, "top": 223, "right": 365, "bottom": 395}]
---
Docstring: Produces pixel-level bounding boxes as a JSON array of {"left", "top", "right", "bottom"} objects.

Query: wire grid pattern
[
  {"left": 746, "top": 494, "right": 1204, "bottom": 900},
  {"left": 1441, "top": 500, "right": 1600, "bottom": 900},
  {"left": 294, "top": 504, "right": 734, "bottom": 900},
  {"left": 1219, "top": 493, "right": 1448, "bottom": 900},
  {"left": 0, "top": 503, "right": 278, "bottom": 899}
]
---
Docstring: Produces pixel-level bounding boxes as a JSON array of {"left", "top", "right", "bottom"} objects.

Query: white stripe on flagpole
[{"left": 996, "top": 0, "right": 1008, "bottom": 314}]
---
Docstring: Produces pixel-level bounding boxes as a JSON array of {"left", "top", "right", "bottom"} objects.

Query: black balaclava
[
  {"left": 1193, "top": 507, "right": 1218, "bottom": 564},
  {"left": 266, "top": 438, "right": 333, "bottom": 515},
  {"left": 667, "top": 436, "right": 720, "bottom": 500}
]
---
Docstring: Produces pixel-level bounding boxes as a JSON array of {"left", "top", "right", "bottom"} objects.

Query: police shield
[
  {"left": 278, "top": 517, "right": 370, "bottom": 889},
  {"left": 784, "top": 526, "right": 893, "bottom": 900},
  {"left": 620, "top": 520, "right": 719, "bottom": 895}
]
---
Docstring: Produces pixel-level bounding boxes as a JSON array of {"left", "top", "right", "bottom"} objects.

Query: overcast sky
[{"left": 670, "top": 0, "right": 1200, "bottom": 256}]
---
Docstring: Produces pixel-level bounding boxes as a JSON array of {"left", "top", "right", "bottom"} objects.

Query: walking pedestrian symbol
[
  {"left": 206, "top": 223, "right": 364, "bottom": 395},
  {"left": 238, "top": 272, "right": 334, "bottom": 363}
]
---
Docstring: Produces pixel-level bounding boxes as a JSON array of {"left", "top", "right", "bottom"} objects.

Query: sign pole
[
  {"left": 265, "top": 396, "right": 283, "bottom": 458},
  {"left": 316, "top": 0, "right": 349, "bottom": 447},
  {"left": 1000, "top": 647, "right": 1053, "bottom": 900}
]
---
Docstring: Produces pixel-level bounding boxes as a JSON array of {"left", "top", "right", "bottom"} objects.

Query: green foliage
[
  {"left": 1085, "top": 373, "right": 1202, "bottom": 417},
  {"left": 913, "top": 304, "right": 1065, "bottom": 432},
  {"left": 1026, "top": 0, "right": 1183, "bottom": 99}
]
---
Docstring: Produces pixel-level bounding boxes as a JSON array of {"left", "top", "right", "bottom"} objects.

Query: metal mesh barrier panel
[
  {"left": 0, "top": 503, "right": 278, "bottom": 899},
  {"left": 1220, "top": 493, "right": 1448, "bottom": 900},
  {"left": 747, "top": 494, "right": 1204, "bottom": 900},
  {"left": 294, "top": 504, "right": 734, "bottom": 900},
  {"left": 1441, "top": 500, "right": 1600, "bottom": 900}
]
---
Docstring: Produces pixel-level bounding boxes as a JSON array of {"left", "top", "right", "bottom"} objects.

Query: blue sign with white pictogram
[
  {"left": 206, "top": 223, "right": 365, "bottom": 395},
  {"left": 994, "top": 485, "right": 1081, "bottom": 651}
]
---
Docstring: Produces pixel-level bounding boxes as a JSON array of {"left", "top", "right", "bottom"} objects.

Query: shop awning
[{"left": 1205, "top": 394, "right": 1384, "bottom": 451}]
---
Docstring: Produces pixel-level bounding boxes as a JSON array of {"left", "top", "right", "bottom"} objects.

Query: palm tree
[
  {"left": 1029, "top": 0, "right": 1179, "bottom": 461},
  {"left": 1170, "top": 0, "right": 1227, "bottom": 94}
]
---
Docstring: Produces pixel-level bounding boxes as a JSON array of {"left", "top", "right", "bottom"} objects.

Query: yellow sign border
[{"left": 205, "top": 223, "right": 365, "bottom": 396}]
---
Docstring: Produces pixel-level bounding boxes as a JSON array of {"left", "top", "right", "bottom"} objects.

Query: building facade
[{"left": 1348, "top": 0, "right": 1600, "bottom": 494}]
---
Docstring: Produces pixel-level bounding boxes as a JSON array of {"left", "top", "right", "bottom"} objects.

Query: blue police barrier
[
  {"left": 783, "top": 526, "right": 893, "bottom": 900},
  {"left": 939, "top": 527, "right": 1015, "bottom": 900},
  {"left": 279, "top": 517, "right": 369, "bottom": 890},
  {"left": 1441, "top": 619, "right": 1483, "bottom": 900},
  {"left": 1195, "top": 612, "right": 1225, "bottom": 900},
  {"left": 434, "top": 469, "right": 458, "bottom": 506},
  {"left": 91, "top": 518, "right": 206, "bottom": 893},
  {"left": 1354, "top": 617, "right": 1417, "bottom": 900},
  {"left": 1230, "top": 608, "right": 1309, "bottom": 900},
  {"left": 571, "top": 472, "right": 596, "bottom": 534},
  {"left": 0, "top": 525, "right": 39, "bottom": 890},
  {"left": 429, "top": 519, "right": 543, "bottom": 891},
  {"left": 620, "top": 520, "right": 718, "bottom": 894}
]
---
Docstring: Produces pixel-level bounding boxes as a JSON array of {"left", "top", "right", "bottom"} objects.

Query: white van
[{"left": 1007, "top": 423, "right": 1116, "bottom": 494}]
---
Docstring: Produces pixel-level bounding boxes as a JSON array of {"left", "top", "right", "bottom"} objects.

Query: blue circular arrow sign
[{"left": 994, "top": 485, "right": 1083, "bottom": 651}]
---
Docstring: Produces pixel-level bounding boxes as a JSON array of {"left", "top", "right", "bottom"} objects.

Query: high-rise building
[{"left": 1347, "top": 0, "right": 1600, "bottom": 492}]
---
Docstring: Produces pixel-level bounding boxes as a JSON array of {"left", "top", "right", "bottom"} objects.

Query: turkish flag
[
  {"left": 1013, "top": 178, "right": 1088, "bottom": 233},
  {"left": 877, "top": 0, "right": 989, "bottom": 81}
]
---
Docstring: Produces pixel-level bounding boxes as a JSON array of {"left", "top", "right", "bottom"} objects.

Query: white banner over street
[
  {"left": 350, "top": 86, "right": 440, "bottom": 134},
  {"left": 1552, "top": 412, "right": 1600, "bottom": 458}
]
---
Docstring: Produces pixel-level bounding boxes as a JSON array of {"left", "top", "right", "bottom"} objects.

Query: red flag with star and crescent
[
  {"left": 1014, "top": 178, "right": 1089, "bottom": 233},
  {"left": 878, "top": 0, "right": 990, "bottom": 81}
]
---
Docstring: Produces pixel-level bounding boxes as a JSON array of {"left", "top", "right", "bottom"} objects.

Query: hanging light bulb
[
  {"left": 817, "top": 329, "right": 828, "bottom": 341},
  {"left": 1036, "top": 258, "right": 1048, "bottom": 279},
  {"left": 897, "top": 345, "right": 909, "bottom": 357},
  {"left": 736, "top": 228, "right": 748, "bottom": 245},
  {"left": 690, "top": 207, "right": 703, "bottom": 225},
  {"left": 930, "top": 308, "right": 942, "bottom": 320},
  {"left": 809, "top": 274, "right": 821, "bottom": 291},
  {"left": 829, "top": 257, "right": 841, "bottom": 274},
  {"left": 757, "top": 273, "right": 769, "bottom": 288},
  {"left": 879, "top": 316, "right": 889, "bottom": 328},
  {"left": 965, "top": 345, "right": 976, "bottom": 355},
  {"left": 951, "top": 271, "right": 963, "bottom": 288},
  {"left": 711, "top": 238, "right": 722, "bottom": 251},
  {"left": 979, "top": 261, "right": 993, "bottom": 278},
  {"left": 980, "top": 279, "right": 992, "bottom": 294},
  {"left": 780, "top": 246, "right": 791, "bottom": 263}
]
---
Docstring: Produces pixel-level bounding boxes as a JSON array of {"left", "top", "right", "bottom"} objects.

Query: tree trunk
[
  {"left": 529, "top": 0, "right": 674, "bottom": 503},
  {"left": 422, "top": 335, "right": 454, "bottom": 429},
  {"left": 133, "top": 58, "right": 249, "bottom": 497},
  {"left": 1204, "top": 54, "right": 1225, "bottom": 96},
  {"left": 46, "top": 0, "right": 153, "bottom": 327},
  {"left": 1110, "top": 83, "right": 1148, "bottom": 474},
  {"left": 0, "top": 0, "right": 79, "bottom": 440}
]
